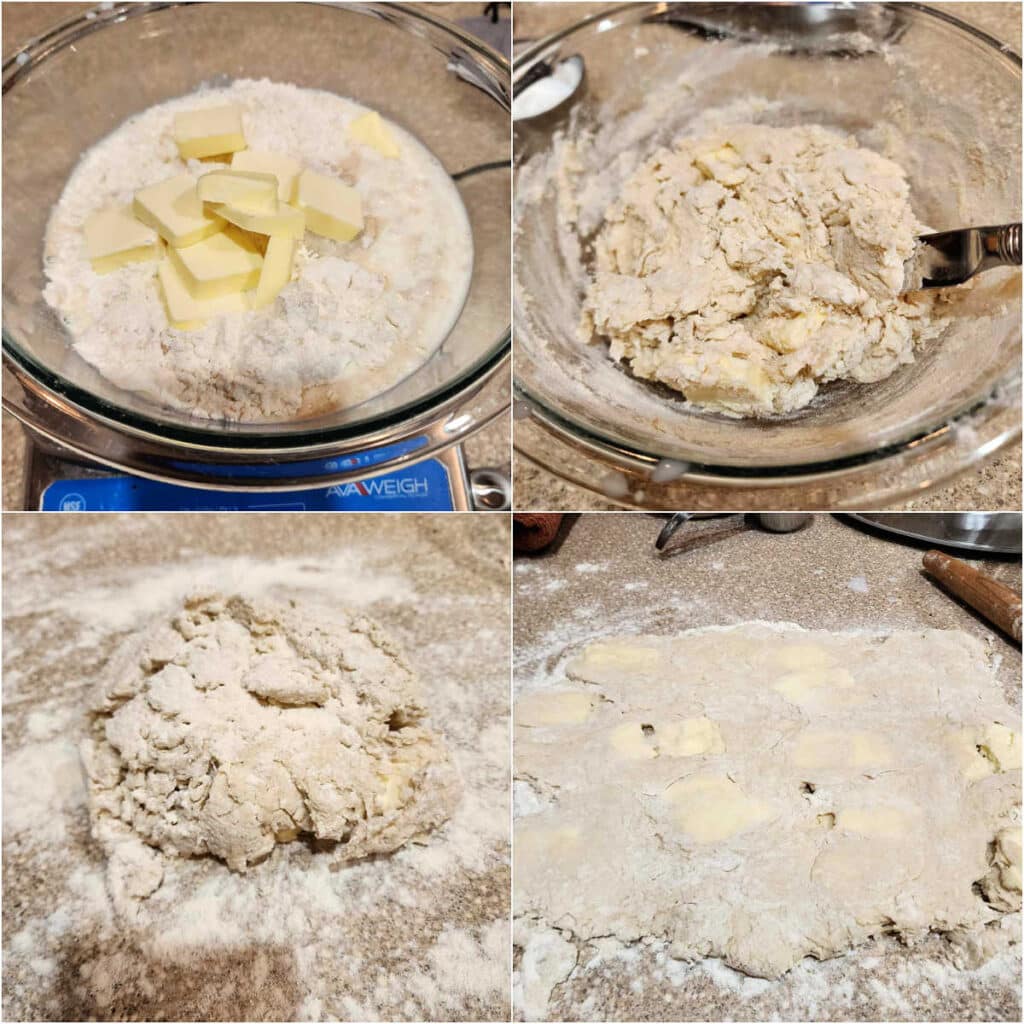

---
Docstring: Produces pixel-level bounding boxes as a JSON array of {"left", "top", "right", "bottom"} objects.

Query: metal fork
[{"left": 903, "top": 222, "right": 1021, "bottom": 291}]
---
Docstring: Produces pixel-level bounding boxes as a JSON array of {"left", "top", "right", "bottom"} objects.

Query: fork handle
[{"left": 981, "top": 223, "right": 1022, "bottom": 269}]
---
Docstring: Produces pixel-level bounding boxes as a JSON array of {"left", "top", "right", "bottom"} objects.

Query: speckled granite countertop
[
  {"left": 1, "top": 1, "right": 510, "bottom": 511},
  {"left": 512, "top": 2, "right": 1022, "bottom": 513},
  {"left": 3, "top": 514, "right": 511, "bottom": 1021},
  {"left": 513, "top": 512, "right": 1021, "bottom": 1021}
]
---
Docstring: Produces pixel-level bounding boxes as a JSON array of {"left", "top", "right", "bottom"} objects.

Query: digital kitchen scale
[{"left": 23, "top": 432, "right": 510, "bottom": 511}]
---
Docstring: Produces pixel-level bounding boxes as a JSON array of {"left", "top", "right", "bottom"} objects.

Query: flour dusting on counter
[{"left": 3, "top": 516, "right": 509, "bottom": 1021}]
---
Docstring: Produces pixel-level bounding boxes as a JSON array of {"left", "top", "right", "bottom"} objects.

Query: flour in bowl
[{"left": 42, "top": 79, "right": 473, "bottom": 422}]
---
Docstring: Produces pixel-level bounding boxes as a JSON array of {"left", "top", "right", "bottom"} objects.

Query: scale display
[{"left": 41, "top": 458, "right": 456, "bottom": 512}]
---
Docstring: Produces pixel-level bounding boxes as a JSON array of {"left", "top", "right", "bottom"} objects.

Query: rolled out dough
[
  {"left": 82, "top": 592, "right": 459, "bottom": 897},
  {"left": 514, "top": 624, "right": 1020, "bottom": 997}
]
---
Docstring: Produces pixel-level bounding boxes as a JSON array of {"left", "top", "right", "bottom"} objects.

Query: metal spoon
[
  {"left": 902, "top": 222, "right": 1021, "bottom": 291},
  {"left": 654, "top": 513, "right": 810, "bottom": 551}
]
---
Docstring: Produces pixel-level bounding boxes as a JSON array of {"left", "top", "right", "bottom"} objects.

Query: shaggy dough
[
  {"left": 514, "top": 625, "right": 1020, "bottom": 996},
  {"left": 82, "top": 593, "right": 459, "bottom": 892},
  {"left": 582, "top": 125, "right": 944, "bottom": 416}
]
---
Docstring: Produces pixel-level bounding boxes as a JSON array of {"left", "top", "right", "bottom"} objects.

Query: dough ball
[
  {"left": 82, "top": 593, "right": 459, "bottom": 876},
  {"left": 583, "top": 123, "right": 944, "bottom": 417}
]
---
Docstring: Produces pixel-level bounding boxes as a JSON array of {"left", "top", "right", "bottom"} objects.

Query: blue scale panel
[{"left": 41, "top": 458, "right": 455, "bottom": 511}]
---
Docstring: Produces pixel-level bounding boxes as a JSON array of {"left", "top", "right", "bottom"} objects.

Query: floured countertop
[
  {"left": 2, "top": 513, "right": 510, "bottom": 1022},
  {"left": 512, "top": 513, "right": 1021, "bottom": 1021}
]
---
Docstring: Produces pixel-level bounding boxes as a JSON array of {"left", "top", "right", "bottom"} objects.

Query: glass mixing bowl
[
  {"left": 3, "top": 1, "right": 509, "bottom": 487},
  {"left": 514, "top": 2, "right": 1021, "bottom": 510}
]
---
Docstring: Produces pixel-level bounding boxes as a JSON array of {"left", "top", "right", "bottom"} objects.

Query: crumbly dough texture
[
  {"left": 82, "top": 593, "right": 459, "bottom": 891},
  {"left": 582, "top": 124, "right": 944, "bottom": 416},
  {"left": 514, "top": 625, "right": 1021, "bottom": 988}
]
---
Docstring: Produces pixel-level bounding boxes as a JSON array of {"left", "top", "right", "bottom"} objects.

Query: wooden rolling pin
[
  {"left": 513, "top": 514, "right": 565, "bottom": 553},
  {"left": 922, "top": 549, "right": 1022, "bottom": 642}
]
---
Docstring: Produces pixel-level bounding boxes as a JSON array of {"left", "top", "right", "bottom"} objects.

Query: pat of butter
[
  {"left": 197, "top": 170, "right": 277, "bottom": 212},
  {"left": 168, "top": 227, "right": 263, "bottom": 300},
  {"left": 84, "top": 205, "right": 161, "bottom": 274},
  {"left": 173, "top": 104, "right": 246, "bottom": 160},
  {"left": 134, "top": 174, "right": 225, "bottom": 248},
  {"left": 695, "top": 144, "right": 747, "bottom": 186},
  {"left": 214, "top": 198, "right": 305, "bottom": 239},
  {"left": 253, "top": 235, "right": 296, "bottom": 309},
  {"left": 158, "top": 258, "right": 248, "bottom": 330},
  {"left": 763, "top": 310, "right": 826, "bottom": 353},
  {"left": 294, "top": 169, "right": 363, "bottom": 243},
  {"left": 347, "top": 111, "right": 400, "bottom": 159},
  {"left": 685, "top": 359, "right": 771, "bottom": 408},
  {"left": 231, "top": 150, "right": 302, "bottom": 202}
]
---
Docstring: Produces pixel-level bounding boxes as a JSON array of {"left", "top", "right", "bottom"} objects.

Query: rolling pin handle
[{"left": 922, "top": 549, "right": 1022, "bottom": 643}]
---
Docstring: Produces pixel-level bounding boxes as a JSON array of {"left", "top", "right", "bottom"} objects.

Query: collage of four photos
[{"left": 1, "top": 0, "right": 1022, "bottom": 1021}]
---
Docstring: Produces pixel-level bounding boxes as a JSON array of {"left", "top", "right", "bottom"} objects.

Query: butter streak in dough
[
  {"left": 514, "top": 625, "right": 1021, "bottom": 994},
  {"left": 582, "top": 125, "right": 944, "bottom": 417}
]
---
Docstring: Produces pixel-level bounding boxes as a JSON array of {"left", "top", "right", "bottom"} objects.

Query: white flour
[{"left": 43, "top": 79, "right": 473, "bottom": 422}]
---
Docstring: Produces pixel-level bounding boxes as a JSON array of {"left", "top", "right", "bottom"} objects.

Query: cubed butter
[
  {"left": 294, "top": 169, "right": 363, "bottom": 242},
  {"left": 168, "top": 227, "right": 263, "bottom": 300},
  {"left": 84, "top": 205, "right": 161, "bottom": 274},
  {"left": 253, "top": 235, "right": 296, "bottom": 309},
  {"left": 213, "top": 198, "right": 305, "bottom": 239},
  {"left": 231, "top": 150, "right": 302, "bottom": 202},
  {"left": 197, "top": 170, "right": 277, "bottom": 212},
  {"left": 347, "top": 111, "right": 400, "bottom": 159},
  {"left": 134, "top": 174, "right": 225, "bottom": 248},
  {"left": 158, "top": 259, "right": 248, "bottom": 330},
  {"left": 763, "top": 310, "right": 826, "bottom": 353},
  {"left": 173, "top": 104, "right": 246, "bottom": 159}
]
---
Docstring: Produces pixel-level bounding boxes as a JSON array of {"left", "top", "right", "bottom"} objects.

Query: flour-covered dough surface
[
  {"left": 515, "top": 624, "right": 1020, "bottom": 992},
  {"left": 582, "top": 125, "right": 943, "bottom": 416},
  {"left": 83, "top": 592, "right": 458, "bottom": 893}
]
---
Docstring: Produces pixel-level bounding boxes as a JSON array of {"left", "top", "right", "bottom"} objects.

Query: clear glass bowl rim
[
  {"left": 512, "top": 0, "right": 1022, "bottom": 483},
  {"left": 2, "top": 0, "right": 511, "bottom": 453}
]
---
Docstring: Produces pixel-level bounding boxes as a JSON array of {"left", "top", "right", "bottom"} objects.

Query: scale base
[{"left": 22, "top": 433, "right": 488, "bottom": 511}]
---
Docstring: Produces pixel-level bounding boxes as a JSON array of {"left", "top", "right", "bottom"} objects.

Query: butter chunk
[
  {"left": 173, "top": 104, "right": 246, "bottom": 159},
  {"left": 347, "top": 111, "right": 400, "bottom": 159},
  {"left": 168, "top": 227, "right": 263, "bottom": 300},
  {"left": 295, "top": 170, "right": 363, "bottom": 242},
  {"left": 253, "top": 235, "right": 296, "bottom": 309},
  {"left": 134, "top": 174, "right": 225, "bottom": 248},
  {"left": 158, "top": 259, "right": 247, "bottom": 330},
  {"left": 665, "top": 775, "right": 772, "bottom": 843},
  {"left": 214, "top": 198, "right": 305, "bottom": 239},
  {"left": 197, "top": 170, "right": 277, "bottom": 212},
  {"left": 84, "top": 205, "right": 161, "bottom": 274},
  {"left": 231, "top": 150, "right": 302, "bottom": 202}
]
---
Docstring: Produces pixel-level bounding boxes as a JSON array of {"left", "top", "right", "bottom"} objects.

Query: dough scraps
[
  {"left": 514, "top": 624, "right": 1020, "bottom": 1001},
  {"left": 82, "top": 592, "right": 459, "bottom": 898},
  {"left": 582, "top": 124, "right": 945, "bottom": 417}
]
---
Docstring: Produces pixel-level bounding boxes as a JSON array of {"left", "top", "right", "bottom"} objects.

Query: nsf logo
[{"left": 58, "top": 492, "right": 88, "bottom": 511}]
